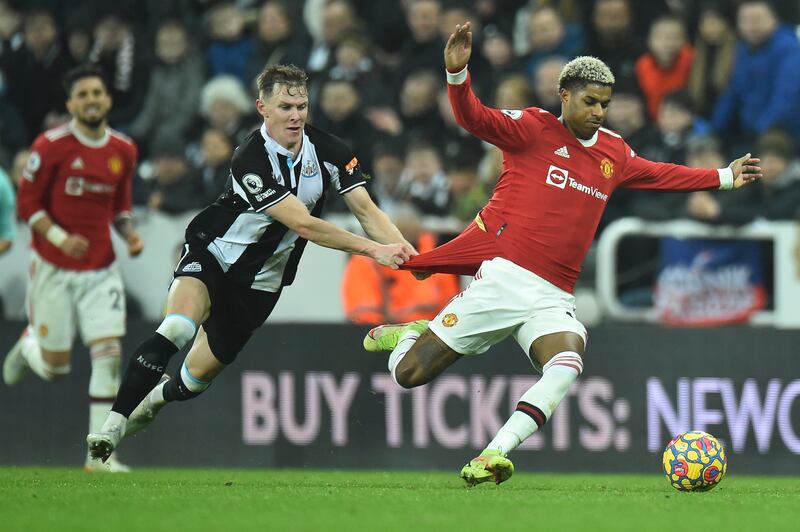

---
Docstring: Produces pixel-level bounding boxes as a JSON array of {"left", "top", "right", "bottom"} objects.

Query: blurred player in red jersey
[
  {"left": 2, "top": 65, "right": 143, "bottom": 472},
  {"left": 364, "top": 23, "right": 762, "bottom": 487}
]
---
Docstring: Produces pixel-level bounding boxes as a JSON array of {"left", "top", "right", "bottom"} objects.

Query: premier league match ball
[{"left": 662, "top": 431, "right": 727, "bottom": 492}]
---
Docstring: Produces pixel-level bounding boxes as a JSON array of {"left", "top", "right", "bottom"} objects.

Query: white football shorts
[
  {"left": 26, "top": 253, "right": 126, "bottom": 351},
  {"left": 427, "top": 257, "right": 587, "bottom": 371}
]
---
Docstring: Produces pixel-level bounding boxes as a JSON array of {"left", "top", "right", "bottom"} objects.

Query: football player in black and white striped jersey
[{"left": 88, "top": 65, "right": 416, "bottom": 461}]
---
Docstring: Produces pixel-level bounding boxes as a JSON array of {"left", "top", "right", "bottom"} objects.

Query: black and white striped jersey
[{"left": 184, "top": 122, "right": 366, "bottom": 291}]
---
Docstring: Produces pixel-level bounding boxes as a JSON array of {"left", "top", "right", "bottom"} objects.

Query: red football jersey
[
  {"left": 403, "top": 72, "right": 729, "bottom": 293},
  {"left": 17, "top": 121, "right": 137, "bottom": 271}
]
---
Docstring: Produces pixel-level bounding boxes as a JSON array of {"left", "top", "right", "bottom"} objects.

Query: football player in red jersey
[
  {"left": 2, "top": 64, "right": 143, "bottom": 472},
  {"left": 364, "top": 22, "right": 762, "bottom": 486}
]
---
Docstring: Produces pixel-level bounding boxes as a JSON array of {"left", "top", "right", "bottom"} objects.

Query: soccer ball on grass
[{"left": 662, "top": 431, "right": 727, "bottom": 492}]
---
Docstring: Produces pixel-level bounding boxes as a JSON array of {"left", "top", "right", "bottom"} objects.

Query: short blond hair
[{"left": 558, "top": 56, "right": 615, "bottom": 91}]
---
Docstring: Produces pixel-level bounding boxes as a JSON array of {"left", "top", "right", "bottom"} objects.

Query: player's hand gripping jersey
[
  {"left": 16, "top": 123, "right": 137, "bottom": 271},
  {"left": 403, "top": 72, "right": 731, "bottom": 293}
]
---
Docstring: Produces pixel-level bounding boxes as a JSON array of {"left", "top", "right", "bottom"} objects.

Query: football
[{"left": 662, "top": 431, "right": 727, "bottom": 492}]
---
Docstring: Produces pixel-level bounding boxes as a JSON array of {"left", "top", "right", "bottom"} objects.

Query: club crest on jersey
[
  {"left": 442, "top": 313, "right": 458, "bottom": 327},
  {"left": 302, "top": 160, "right": 318, "bottom": 177},
  {"left": 108, "top": 156, "right": 123, "bottom": 175},
  {"left": 600, "top": 158, "right": 614, "bottom": 179},
  {"left": 545, "top": 165, "right": 569, "bottom": 189},
  {"left": 501, "top": 109, "right": 523, "bottom": 120},
  {"left": 242, "top": 173, "right": 264, "bottom": 193}
]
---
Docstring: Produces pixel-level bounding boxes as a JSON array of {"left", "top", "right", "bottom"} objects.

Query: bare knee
[
  {"left": 40, "top": 348, "right": 71, "bottom": 380},
  {"left": 393, "top": 330, "right": 461, "bottom": 389},
  {"left": 394, "top": 357, "right": 432, "bottom": 389}
]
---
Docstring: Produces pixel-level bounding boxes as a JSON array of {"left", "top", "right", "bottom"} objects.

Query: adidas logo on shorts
[{"left": 182, "top": 262, "right": 202, "bottom": 273}]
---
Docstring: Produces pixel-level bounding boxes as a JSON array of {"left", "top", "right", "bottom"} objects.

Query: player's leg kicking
[
  {"left": 364, "top": 257, "right": 587, "bottom": 487},
  {"left": 87, "top": 277, "right": 207, "bottom": 461}
]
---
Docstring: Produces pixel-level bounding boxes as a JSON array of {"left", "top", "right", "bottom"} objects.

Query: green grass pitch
[{"left": 1, "top": 468, "right": 799, "bottom": 532}]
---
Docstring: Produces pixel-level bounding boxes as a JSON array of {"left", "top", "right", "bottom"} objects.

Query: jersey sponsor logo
[
  {"left": 345, "top": 157, "right": 359, "bottom": 175},
  {"left": 64, "top": 176, "right": 115, "bottom": 196},
  {"left": 255, "top": 188, "right": 277, "bottom": 202},
  {"left": 301, "top": 160, "right": 318, "bottom": 178},
  {"left": 24, "top": 151, "right": 42, "bottom": 181},
  {"left": 545, "top": 165, "right": 569, "bottom": 189},
  {"left": 242, "top": 173, "right": 264, "bottom": 194},
  {"left": 108, "top": 156, "right": 123, "bottom": 175},
  {"left": 501, "top": 109, "right": 523, "bottom": 120},
  {"left": 181, "top": 261, "right": 202, "bottom": 273},
  {"left": 600, "top": 158, "right": 614, "bottom": 179},
  {"left": 442, "top": 313, "right": 458, "bottom": 327},
  {"left": 70, "top": 157, "right": 84, "bottom": 169},
  {"left": 545, "top": 165, "right": 609, "bottom": 201},
  {"left": 554, "top": 146, "right": 570, "bottom": 158}
]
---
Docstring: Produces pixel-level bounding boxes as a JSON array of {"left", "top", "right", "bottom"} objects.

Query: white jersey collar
[
  {"left": 260, "top": 123, "right": 305, "bottom": 164},
  {"left": 69, "top": 120, "right": 110, "bottom": 148}
]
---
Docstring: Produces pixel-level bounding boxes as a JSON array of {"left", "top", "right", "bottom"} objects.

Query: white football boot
[
  {"left": 2, "top": 329, "right": 30, "bottom": 386},
  {"left": 125, "top": 374, "right": 170, "bottom": 436},
  {"left": 84, "top": 452, "right": 131, "bottom": 473}
]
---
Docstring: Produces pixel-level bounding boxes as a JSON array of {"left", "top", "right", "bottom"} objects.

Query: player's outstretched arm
[
  {"left": 343, "top": 187, "right": 416, "bottom": 250},
  {"left": 266, "top": 193, "right": 413, "bottom": 269},
  {"left": 728, "top": 153, "right": 762, "bottom": 189}
]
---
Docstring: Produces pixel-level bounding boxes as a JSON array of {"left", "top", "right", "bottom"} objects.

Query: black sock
[
  {"left": 112, "top": 333, "right": 178, "bottom": 417},
  {"left": 162, "top": 372, "right": 207, "bottom": 402}
]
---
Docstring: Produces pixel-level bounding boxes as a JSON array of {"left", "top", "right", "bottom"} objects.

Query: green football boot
[
  {"left": 460, "top": 449, "right": 515, "bottom": 487},
  {"left": 362, "top": 320, "right": 429, "bottom": 352}
]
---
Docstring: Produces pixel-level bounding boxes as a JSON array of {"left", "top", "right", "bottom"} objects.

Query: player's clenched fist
[
  {"left": 372, "top": 242, "right": 414, "bottom": 269},
  {"left": 60, "top": 234, "right": 89, "bottom": 259}
]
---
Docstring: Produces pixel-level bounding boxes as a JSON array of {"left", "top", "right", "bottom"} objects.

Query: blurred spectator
[
  {"left": 341, "top": 203, "right": 460, "bottom": 325},
  {"left": 481, "top": 27, "right": 518, "bottom": 81},
  {"left": 245, "top": 0, "right": 309, "bottom": 84},
  {"left": 494, "top": 73, "right": 532, "bottom": 109},
  {"left": 395, "top": 0, "right": 443, "bottom": 91},
  {"left": 396, "top": 142, "right": 451, "bottom": 216},
  {"left": 531, "top": 56, "right": 567, "bottom": 115},
  {"left": 398, "top": 69, "right": 446, "bottom": 145},
  {"left": 129, "top": 20, "right": 204, "bottom": 155},
  {"left": 196, "top": 128, "right": 233, "bottom": 205},
  {"left": 0, "top": 0, "right": 23, "bottom": 55},
  {"left": 474, "top": 0, "right": 526, "bottom": 36},
  {"left": 586, "top": 0, "right": 643, "bottom": 80},
  {"left": 603, "top": 78, "right": 659, "bottom": 155},
  {"left": 682, "top": 136, "right": 761, "bottom": 225},
  {"left": 369, "top": 140, "right": 406, "bottom": 215},
  {"left": 206, "top": 2, "right": 254, "bottom": 85},
  {"left": 327, "top": 34, "right": 387, "bottom": 107},
  {"left": 712, "top": 1, "right": 800, "bottom": 141},
  {"left": 0, "top": 164, "right": 14, "bottom": 254},
  {"left": 519, "top": 5, "right": 583, "bottom": 80},
  {"left": 0, "top": 86, "right": 26, "bottom": 165},
  {"left": 306, "top": 0, "right": 357, "bottom": 77},
  {"left": 643, "top": 91, "right": 710, "bottom": 165},
  {"left": 448, "top": 161, "right": 488, "bottom": 223},
  {"left": 64, "top": 23, "right": 92, "bottom": 66},
  {"left": 435, "top": 87, "right": 484, "bottom": 164},
  {"left": 635, "top": 16, "right": 694, "bottom": 120},
  {"left": 134, "top": 137, "right": 206, "bottom": 215},
  {"left": 89, "top": 11, "right": 149, "bottom": 126},
  {"left": 687, "top": 1, "right": 737, "bottom": 117},
  {"left": 0, "top": 8, "right": 68, "bottom": 142},
  {"left": 197, "top": 75, "right": 256, "bottom": 145},
  {"left": 755, "top": 129, "right": 800, "bottom": 220}
]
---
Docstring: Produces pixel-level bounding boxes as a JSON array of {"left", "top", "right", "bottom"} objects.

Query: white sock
[
  {"left": 487, "top": 351, "right": 583, "bottom": 455},
  {"left": 89, "top": 342, "right": 121, "bottom": 435},
  {"left": 100, "top": 411, "right": 128, "bottom": 435},
  {"left": 388, "top": 329, "right": 420, "bottom": 385},
  {"left": 21, "top": 334, "right": 70, "bottom": 381}
]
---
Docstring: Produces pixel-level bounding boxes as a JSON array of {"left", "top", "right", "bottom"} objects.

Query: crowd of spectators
[
  {"left": 2, "top": 0, "right": 800, "bottom": 318},
  {"left": 2, "top": 0, "right": 800, "bottom": 223}
]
